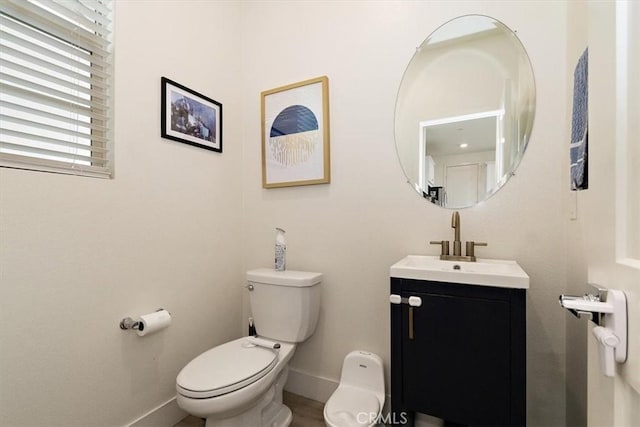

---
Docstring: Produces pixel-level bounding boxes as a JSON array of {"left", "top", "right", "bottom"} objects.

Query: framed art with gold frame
[{"left": 261, "top": 76, "right": 330, "bottom": 188}]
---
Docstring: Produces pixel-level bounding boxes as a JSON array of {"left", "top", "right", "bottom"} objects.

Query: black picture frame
[{"left": 161, "top": 77, "right": 222, "bottom": 153}]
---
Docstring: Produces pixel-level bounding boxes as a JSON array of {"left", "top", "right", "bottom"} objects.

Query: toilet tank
[{"left": 247, "top": 268, "right": 322, "bottom": 343}]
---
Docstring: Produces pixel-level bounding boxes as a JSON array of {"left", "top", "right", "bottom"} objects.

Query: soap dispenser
[{"left": 275, "top": 228, "right": 286, "bottom": 271}]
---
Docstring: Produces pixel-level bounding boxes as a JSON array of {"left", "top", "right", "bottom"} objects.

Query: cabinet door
[{"left": 402, "top": 292, "right": 511, "bottom": 426}]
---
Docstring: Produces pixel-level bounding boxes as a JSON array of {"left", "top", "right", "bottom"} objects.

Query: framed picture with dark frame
[
  {"left": 261, "top": 76, "right": 330, "bottom": 188},
  {"left": 161, "top": 77, "right": 222, "bottom": 152}
]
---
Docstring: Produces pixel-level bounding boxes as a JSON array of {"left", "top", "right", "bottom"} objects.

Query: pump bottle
[{"left": 275, "top": 228, "right": 286, "bottom": 271}]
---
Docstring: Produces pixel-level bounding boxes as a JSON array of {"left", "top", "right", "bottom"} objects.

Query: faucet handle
[
  {"left": 465, "top": 241, "right": 487, "bottom": 259},
  {"left": 430, "top": 240, "right": 450, "bottom": 256}
]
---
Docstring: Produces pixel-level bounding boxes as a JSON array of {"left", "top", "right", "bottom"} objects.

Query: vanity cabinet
[{"left": 390, "top": 277, "right": 526, "bottom": 426}]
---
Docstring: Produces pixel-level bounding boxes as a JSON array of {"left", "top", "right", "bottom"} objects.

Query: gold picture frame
[{"left": 261, "top": 76, "right": 330, "bottom": 188}]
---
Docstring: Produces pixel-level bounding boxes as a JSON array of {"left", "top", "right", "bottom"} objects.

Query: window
[{"left": 0, "top": 0, "right": 113, "bottom": 178}]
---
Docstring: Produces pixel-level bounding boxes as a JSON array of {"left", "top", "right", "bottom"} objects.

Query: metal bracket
[
  {"left": 559, "top": 284, "right": 627, "bottom": 365},
  {"left": 119, "top": 317, "right": 140, "bottom": 330},
  {"left": 558, "top": 284, "right": 608, "bottom": 325}
]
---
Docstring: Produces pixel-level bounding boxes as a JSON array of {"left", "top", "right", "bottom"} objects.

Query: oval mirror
[{"left": 394, "top": 15, "right": 535, "bottom": 208}]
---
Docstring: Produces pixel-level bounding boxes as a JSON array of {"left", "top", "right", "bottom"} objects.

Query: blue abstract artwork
[{"left": 269, "top": 105, "right": 319, "bottom": 166}]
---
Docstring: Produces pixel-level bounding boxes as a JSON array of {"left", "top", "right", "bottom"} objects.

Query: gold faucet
[
  {"left": 451, "top": 211, "right": 462, "bottom": 256},
  {"left": 430, "top": 211, "right": 487, "bottom": 262}
]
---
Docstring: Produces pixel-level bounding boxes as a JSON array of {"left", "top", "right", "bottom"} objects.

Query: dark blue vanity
[{"left": 390, "top": 276, "right": 526, "bottom": 426}]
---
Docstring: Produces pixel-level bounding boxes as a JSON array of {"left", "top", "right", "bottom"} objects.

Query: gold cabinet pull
[{"left": 409, "top": 306, "right": 414, "bottom": 340}]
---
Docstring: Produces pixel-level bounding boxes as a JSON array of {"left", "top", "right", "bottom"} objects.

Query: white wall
[
  {"left": 0, "top": 1, "right": 243, "bottom": 426},
  {"left": 240, "top": 1, "right": 568, "bottom": 426}
]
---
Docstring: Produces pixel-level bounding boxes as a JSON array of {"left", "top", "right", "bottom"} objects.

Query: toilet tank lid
[{"left": 247, "top": 268, "right": 322, "bottom": 287}]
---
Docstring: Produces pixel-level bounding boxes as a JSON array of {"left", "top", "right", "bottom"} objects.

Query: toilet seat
[
  {"left": 176, "top": 338, "right": 278, "bottom": 399},
  {"left": 324, "top": 386, "right": 380, "bottom": 427}
]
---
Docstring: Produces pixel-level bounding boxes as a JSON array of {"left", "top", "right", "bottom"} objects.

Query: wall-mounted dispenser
[{"left": 559, "top": 286, "right": 627, "bottom": 377}]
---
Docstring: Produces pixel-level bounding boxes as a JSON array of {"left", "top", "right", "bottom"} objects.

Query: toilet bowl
[
  {"left": 324, "top": 351, "right": 385, "bottom": 427},
  {"left": 176, "top": 269, "right": 322, "bottom": 427},
  {"left": 177, "top": 337, "right": 295, "bottom": 426}
]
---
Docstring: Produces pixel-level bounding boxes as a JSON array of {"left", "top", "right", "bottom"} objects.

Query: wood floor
[{"left": 173, "top": 391, "right": 325, "bottom": 427}]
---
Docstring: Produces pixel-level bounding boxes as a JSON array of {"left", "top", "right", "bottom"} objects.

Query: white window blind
[{"left": 0, "top": 0, "right": 113, "bottom": 178}]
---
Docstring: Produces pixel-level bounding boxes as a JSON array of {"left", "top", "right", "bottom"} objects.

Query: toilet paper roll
[{"left": 136, "top": 309, "right": 171, "bottom": 336}]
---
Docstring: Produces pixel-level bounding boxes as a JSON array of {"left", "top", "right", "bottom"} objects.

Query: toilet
[
  {"left": 324, "top": 351, "right": 385, "bottom": 427},
  {"left": 176, "top": 268, "right": 322, "bottom": 427}
]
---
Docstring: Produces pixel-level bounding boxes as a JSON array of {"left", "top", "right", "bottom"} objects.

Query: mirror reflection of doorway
[
  {"left": 445, "top": 163, "right": 479, "bottom": 208},
  {"left": 419, "top": 110, "right": 501, "bottom": 208}
]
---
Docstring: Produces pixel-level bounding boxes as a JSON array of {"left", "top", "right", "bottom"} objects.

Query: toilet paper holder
[
  {"left": 119, "top": 317, "right": 141, "bottom": 331},
  {"left": 119, "top": 308, "right": 167, "bottom": 331},
  {"left": 559, "top": 285, "right": 627, "bottom": 376}
]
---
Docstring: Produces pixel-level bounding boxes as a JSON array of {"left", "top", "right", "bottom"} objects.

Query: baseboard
[
  {"left": 284, "top": 366, "right": 338, "bottom": 403},
  {"left": 285, "top": 367, "right": 396, "bottom": 415},
  {"left": 126, "top": 396, "right": 187, "bottom": 427}
]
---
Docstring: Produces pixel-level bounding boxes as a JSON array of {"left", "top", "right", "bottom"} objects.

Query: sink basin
[{"left": 390, "top": 255, "right": 529, "bottom": 289}]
